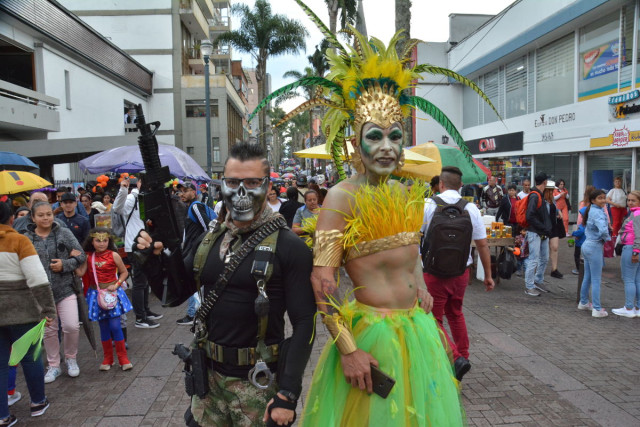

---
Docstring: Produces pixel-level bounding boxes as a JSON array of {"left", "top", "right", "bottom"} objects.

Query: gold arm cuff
[
  {"left": 322, "top": 314, "right": 357, "bottom": 355},
  {"left": 345, "top": 231, "right": 421, "bottom": 263},
  {"left": 313, "top": 230, "right": 345, "bottom": 267}
]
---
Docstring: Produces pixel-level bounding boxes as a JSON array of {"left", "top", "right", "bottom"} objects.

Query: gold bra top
[{"left": 313, "top": 182, "right": 426, "bottom": 266}]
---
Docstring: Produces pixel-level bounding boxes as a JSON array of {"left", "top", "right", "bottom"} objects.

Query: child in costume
[
  {"left": 249, "top": 1, "right": 499, "bottom": 424},
  {"left": 83, "top": 228, "right": 133, "bottom": 371}
]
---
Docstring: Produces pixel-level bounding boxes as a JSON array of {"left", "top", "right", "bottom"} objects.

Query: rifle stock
[{"left": 135, "top": 104, "right": 192, "bottom": 307}]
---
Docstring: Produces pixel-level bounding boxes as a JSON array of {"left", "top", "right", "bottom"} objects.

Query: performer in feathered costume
[{"left": 249, "top": 2, "right": 497, "bottom": 424}]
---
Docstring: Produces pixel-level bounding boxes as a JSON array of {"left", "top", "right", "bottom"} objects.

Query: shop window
[
  {"left": 185, "top": 99, "right": 219, "bottom": 118},
  {"left": 536, "top": 33, "right": 574, "bottom": 111},
  {"left": 535, "top": 153, "right": 580, "bottom": 217},
  {"left": 483, "top": 70, "right": 500, "bottom": 124},
  {"left": 506, "top": 57, "right": 527, "bottom": 118},
  {"left": 587, "top": 150, "right": 632, "bottom": 192},
  {"left": 186, "top": 146, "right": 194, "bottom": 155},
  {"left": 619, "top": 2, "right": 634, "bottom": 91},
  {"left": 213, "top": 137, "right": 220, "bottom": 163},
  {"left": 578, "top": 11, "right": 621, "bottom": 101},
  {"left": 462, "top": 82, "right": 479, "bottom": 128}
]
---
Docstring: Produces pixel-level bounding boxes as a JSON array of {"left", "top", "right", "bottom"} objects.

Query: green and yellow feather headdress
[{"left": 248, "top": 0, "right": 498, "bottom": 181}]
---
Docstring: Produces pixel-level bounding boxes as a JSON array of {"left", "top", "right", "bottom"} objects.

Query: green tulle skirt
[{"left": 300, "top": 301, "right": 465, "bottom": 426}]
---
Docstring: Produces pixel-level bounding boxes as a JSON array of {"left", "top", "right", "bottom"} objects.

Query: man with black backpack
[{"left": 421, "top": 166, "right": 494, "bottom": 381}]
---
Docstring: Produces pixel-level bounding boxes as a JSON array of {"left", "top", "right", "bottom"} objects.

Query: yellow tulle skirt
[{"left": 300, "top": 301, "right": 465, "bottom": 426}]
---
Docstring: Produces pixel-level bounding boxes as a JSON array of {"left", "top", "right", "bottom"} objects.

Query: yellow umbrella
[
  {"left": 294, "top": 141, "right": 435, "bottom": 164},
  {"left": 395, "top": 143, "right": 443, "bottom": 181},
  {"left": 0, "top": 170, "right": 52, "bottom": 195}
]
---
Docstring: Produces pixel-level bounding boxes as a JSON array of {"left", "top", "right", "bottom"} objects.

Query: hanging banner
[{"left": 582, "top": 40, "right": 622, "bottom": 80}]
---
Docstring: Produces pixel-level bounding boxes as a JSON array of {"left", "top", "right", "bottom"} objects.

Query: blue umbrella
[
  {"left": 78, "top": 145, "right": 210, "bottom": 182},
  {"left": 0, "top": 151, "right": 38, "bottom": 172}
]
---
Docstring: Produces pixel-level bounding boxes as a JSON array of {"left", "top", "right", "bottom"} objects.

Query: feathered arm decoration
[{"left": 247, "top": 76, "right": 342, "bottom": 123}]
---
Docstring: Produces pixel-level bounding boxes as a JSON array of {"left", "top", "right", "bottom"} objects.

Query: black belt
[{"left": 204, "top": 341, "right": 278, "bottom": 366}]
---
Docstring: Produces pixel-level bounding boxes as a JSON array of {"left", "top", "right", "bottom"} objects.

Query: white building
[
  {"left": 416, "top": 0, "right": 640, "bottom": 218},
  {"left": 0, "top": 1, "right": 153, "bottom": 181},
  {"left": 57, "top": 0, "right": 248, "bottom": 175}
]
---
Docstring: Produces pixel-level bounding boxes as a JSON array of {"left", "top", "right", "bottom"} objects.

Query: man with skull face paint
[{"left": 136, "top": 142, "right": 316, "bottom": 427}]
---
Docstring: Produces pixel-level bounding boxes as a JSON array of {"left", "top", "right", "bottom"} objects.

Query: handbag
[
  {"left": 603, "top": 239, "right": 615, "bottom": 258},
  {"left": 92, "top": 253, "right": 119, "bottom": 310}
]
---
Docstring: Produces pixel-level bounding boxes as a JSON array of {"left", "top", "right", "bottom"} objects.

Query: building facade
[
  {"left": 59, "top": 0, "right": 248, "bottom": 175},
  {"left": 416, "top": 0, "right": 640, "bottom": 220},
  {"left": 0, "top": 0, "right": 153, "bottom": 181}
]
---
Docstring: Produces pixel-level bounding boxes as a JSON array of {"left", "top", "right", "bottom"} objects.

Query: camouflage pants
[{"left": 190, "top": 369, "right": 277, "bottom": 427}]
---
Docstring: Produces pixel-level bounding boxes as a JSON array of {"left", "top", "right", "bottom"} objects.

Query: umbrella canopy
[
  {"left": 395, "top": 143, "right": 489, "bottom": 184},
  {"left": 0, "top": 171, "right": 52, "bottom": 195},
  {"left": 284, "top": 166, "right": 295, "bottom": 172},
  {"left": 78, "top": 145, "right": 210, "bottom": 182},
  {"left": 282, "top": 172, "right": 295, "bottom": 179},
  {"left": 294, "top": 141, "right": 435, "bottom": 164},
  {"left": 270, "top": 171, "right": 280, "bottom": 178},
  {"left": 0, "top": 151, "right": 38, "bottom": 172}
]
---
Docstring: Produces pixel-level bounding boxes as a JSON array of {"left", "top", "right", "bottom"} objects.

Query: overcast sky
[{"left": 229, "top": 0, "right": 514, "bottom": 106}]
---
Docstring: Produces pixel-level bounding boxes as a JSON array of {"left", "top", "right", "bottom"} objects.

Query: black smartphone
[{"left": 370, "top": 365, "right": 395, "bottom": 399}]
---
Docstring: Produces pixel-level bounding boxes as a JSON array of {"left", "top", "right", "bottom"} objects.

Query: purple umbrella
[{"left": 78, "top": 145, "right": 210, "bottom": 182}]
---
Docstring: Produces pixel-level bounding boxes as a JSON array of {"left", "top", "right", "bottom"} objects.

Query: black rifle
[{"left": 135, "top": 104, "right": 192, "bottom": 307}]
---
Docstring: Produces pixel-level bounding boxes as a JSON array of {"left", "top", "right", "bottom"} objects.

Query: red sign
[{"left": 479, "top": 138, "right": 496, "bottom": 152}]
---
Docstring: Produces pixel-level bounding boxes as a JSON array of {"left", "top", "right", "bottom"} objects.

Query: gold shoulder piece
[
  {"left": 322, "top": 313, "right": 357, "bottom": 355},
  {"left": 313, "top": 229, "right": 344, "bottom": 267}
]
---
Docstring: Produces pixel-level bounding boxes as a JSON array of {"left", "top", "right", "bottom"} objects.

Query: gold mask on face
[{"left": 90, "top": 232, "right": 110, "bottom": 242}]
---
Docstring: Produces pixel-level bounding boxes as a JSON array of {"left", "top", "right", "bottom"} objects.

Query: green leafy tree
[
  {"left": 215, "top": 0, "right": 308, "bottom": 148},
  {"left": 325, "top": 0, "right": 358, "bottom": 36}
]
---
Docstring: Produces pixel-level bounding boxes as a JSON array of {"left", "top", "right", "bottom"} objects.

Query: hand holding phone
[{"left": 370, "top": 364, "right": 395, "bottom": 398}]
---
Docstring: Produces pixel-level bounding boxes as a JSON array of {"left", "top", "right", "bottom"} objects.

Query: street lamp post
[{"left": 200, "top": 39, "right": 213, "bottom": 177}]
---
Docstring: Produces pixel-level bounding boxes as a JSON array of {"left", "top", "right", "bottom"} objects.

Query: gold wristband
[
  {"left": 322, "top": 313, "right": 357, "bottom": 355},
  {"left": 313, "top": 230, "right": 344, "bottom": 267}
]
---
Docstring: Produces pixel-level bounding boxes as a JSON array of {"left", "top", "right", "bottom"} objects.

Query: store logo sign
[
  {"left": 612, "top": 126, "right": 630, "bottom": 147},
  {"left": 478, "top": 138, "right": 496, "bottom": 152},
  {"left": 534, "top": 112, "right": 576, "bottom": 127}
]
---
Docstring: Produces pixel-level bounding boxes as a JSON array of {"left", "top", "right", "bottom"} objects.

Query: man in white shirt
[
  {"left": 421, "top": 166, "right": 495, "bottom": 381},
  {"left": 517, "top": 178, "right": 531, "bottom": 200},
  {"left": 112, "top": 177, "right": 163, "bottom": 328}
]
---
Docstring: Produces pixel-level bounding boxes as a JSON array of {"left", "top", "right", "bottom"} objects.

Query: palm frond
[
  {"left": 294, "top": 0, "right": 347, "bottom": 56},
  {"left": 413, "top": 64, "right": 501, "bottom": 121},
  {"left": 408, "top": 96, "right": 474, "bottom": 161},
  {"left": 248, "top": 77, "right": 342, "bottom": 122}
]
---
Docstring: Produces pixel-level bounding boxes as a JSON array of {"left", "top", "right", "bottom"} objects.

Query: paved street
[{"left": 8, "top": 243, "right": 640, "bottom": 426}]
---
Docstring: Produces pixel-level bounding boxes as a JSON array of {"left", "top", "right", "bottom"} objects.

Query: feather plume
[
  {"left": 293, "top": 0, "right": 347, "bottom": 56},
  {"left": 401, "top": 39, "right": 421, "bottom": 63},
  {"left": 274, "top": 99, "right": 343, "bottom": 128},
  {"left": 408, "top": 96, "right": 474, "bottom": 161}
]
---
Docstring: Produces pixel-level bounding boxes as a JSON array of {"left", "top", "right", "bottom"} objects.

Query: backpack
[
  {"left": 515, "top": 192, "right": 542, "bottom": 228},
  {"left": 421, "top": 196, "right": 473, "bottom": 277},
  {"left": 187, "top": 201, "right": 217, "bottom": 227},
  {"left": 497, "top": 247, "right": 517, "bottom": 279}
]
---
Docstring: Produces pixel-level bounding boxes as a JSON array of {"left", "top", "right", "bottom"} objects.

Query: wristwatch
[{"left": 278, "top": 389, "right": 298, "bottom": 402}]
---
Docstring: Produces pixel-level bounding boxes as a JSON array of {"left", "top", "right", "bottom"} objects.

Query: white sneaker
[
  {"left": 44, "top": 366, "right": 61, "bottom": 384},
  {"left": 612, "top": 307, "right": 637, "bottom": 318},
  {"left": 8, "top": 391, "right": 21, "bottom": 406},
  {"left": 66, "top": 359, "right": 80, "bottom": 377},
  {"left": 577, "top": 302, "right": 593, "bottom": 310},
  {"left": 592, "top": 308, "right": 608, "bottom": 318}
]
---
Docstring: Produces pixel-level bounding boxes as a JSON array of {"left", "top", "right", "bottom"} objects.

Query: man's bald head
[{"left": 29, "top": 192, "right": 48, "bottom": 207}]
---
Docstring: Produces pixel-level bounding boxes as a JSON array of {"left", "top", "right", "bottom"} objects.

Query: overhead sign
[{"left": 466, "top": 131, "right": 523, "bottom": 155}]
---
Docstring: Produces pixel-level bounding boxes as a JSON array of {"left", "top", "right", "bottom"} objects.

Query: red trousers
[
  {"left": 423, "top": 270, "right": 470, "bottom": 360},
  {"left": 611, "top": 206, "right": 627, "bottom": 237}
]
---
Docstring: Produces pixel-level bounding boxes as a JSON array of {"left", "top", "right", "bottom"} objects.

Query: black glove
[{"left": 265, "top": 394, "right": 297, "bottom": 427}]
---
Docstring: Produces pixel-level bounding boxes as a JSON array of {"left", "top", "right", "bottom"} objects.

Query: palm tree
[
  {"left": 308, "top": 39, "right": 331, "bottom": 78},
  {"left": 396, "top": 0, "right": 413, "bottom": 145},
  {"left": 325, "top": 0, "right": 357, "bottom": 36},
  {"left": 215, "top": 0, "right": 308, "bottom": 148}
]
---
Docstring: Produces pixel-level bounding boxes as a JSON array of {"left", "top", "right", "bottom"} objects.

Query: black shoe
[
  {"left": 135, "top": 318, "right": 159, "bottom": 329},
  {"left": 550, "top": 270, "right": 563, "bottom": 279},
  {"left": 0, "top": 415, "right": 17, "bottom": 427},
  {"left": 454, "top": 357, "right": 471, "bottom": 381},
  {"left": 176, "top": 315, "right": 194, "bottom": 326},
  {"left": 146, "top": 310, "right": 163, "bottom": 320},
  {"left": 30, "top": 398, "right": 49, "bottom": 417}
]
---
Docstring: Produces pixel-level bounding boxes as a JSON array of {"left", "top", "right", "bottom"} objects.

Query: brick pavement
[{"left": 8, "top": 243, "right": 639, "bottom": 426}]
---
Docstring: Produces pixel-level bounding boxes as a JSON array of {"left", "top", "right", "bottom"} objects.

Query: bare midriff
[{"left": 345, "top": 244, "right": 420, "bottom": 309}]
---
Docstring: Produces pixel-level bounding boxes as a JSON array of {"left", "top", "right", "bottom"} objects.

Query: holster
[{"left": 190, "top": 347, "right": 210, "bottom": 398}]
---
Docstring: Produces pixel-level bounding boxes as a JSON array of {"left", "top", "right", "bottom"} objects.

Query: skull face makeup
[{"left": 221, "top": 176, "right": 269, "bottom": 222}]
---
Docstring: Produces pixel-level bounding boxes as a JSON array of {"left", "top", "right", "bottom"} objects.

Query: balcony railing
[{"left": 0, "top": 80, "right": 59, "bottom": 110}]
